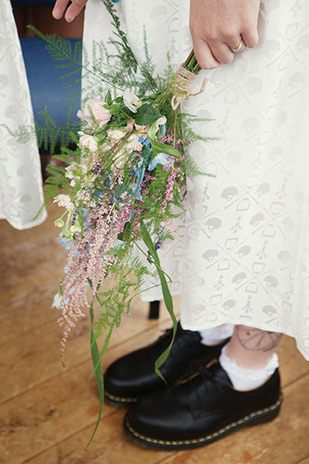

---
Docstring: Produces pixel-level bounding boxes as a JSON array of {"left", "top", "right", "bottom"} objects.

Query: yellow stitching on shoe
[
  {"left": 126, "top": 395, "right": 283, "bottom": 447},
  {"left": 105, "top": 391, "right": 138, "bottom": 403}
]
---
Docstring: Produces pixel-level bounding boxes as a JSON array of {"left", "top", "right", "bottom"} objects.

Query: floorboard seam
[
  {"left": 282, "top": 370, "right": 309, "bottom": 390},
  {"left": 0, "top": 319, "right": 175, "bottom": 407},
  {"left": 295, "top": 457, "right": 309, "bottom": 464},
  {"left": 19, "top": 409, "right": 120, "bottom": 464}
]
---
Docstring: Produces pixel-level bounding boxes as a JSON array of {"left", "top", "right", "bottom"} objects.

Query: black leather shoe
[
  {"left": 124, "top": 361, "right": 283, "bottom": 450},
  {"left": 104, "top": 323, "right": 229, "bottom": 407}
]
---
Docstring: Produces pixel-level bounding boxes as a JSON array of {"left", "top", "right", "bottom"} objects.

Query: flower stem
[{"left": 183, "top": 50, "right": 201, "bottom": 74}]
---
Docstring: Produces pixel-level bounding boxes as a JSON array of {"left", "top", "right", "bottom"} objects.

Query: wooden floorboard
[{"left": 0, "top": 203, "right": 308, "bottom": 464}]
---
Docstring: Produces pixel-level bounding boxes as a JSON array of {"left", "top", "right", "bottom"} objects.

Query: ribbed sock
[
  {"left": 199, "top": 324, "right": 234, "bottom": 346},
  {"left": 219, "top": 344, "right": 279, "bottom": 391}
]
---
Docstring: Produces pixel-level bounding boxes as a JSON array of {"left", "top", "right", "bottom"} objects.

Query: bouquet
[{"left": 35, "top": 0, "right": 209, "bottom": 444}]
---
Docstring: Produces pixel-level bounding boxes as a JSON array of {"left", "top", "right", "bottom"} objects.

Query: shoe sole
[
  {"left": 104, "top": 391, "right": 138, "bottom": 408},
  {"left": 124, "top": 394, "right": 283, "bottom": 450}
]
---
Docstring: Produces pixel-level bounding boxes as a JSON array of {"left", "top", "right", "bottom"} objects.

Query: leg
[
  {"left": 219, "top": 325, "right": 282, "bottom": 391},
  {"left": 227, "top": 325, "right": 282, "bottom": 369},
  {"left": 148, "top": 300, "right": 160, "bottom": 319}
]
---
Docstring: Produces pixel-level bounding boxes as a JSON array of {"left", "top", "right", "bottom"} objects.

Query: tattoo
[{"left": 235, "top": 326, "right": 282, "bottom": 352}]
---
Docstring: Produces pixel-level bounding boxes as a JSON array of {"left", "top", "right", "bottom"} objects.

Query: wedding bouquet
[{"left": 35, "top": 0, "right": 208, "bottom": 444}]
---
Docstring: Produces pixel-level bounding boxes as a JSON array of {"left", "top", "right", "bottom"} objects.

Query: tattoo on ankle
[{"left": 235, "top": 326, "right": 282, "bottom": 352}]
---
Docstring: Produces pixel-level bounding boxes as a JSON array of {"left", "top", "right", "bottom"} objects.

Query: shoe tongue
[{"left": 209, "top": 361, "right": 233, "bottom": 386}]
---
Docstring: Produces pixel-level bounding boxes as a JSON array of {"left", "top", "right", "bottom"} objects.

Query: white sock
[
  {"left": 199, "top": 324, "right": 234, "bottom": 346},
  {"left": 219, "top": 344, "right": 279, "bottom": 391}
]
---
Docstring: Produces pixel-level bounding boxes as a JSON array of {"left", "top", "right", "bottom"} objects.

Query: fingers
[
  {"left": 52, "top": 0, "right": 88, "bottom": 22},
  {"left": 192, "top": 38, "right": 221, "bottom": 69},
  {"left": 241, "top": 27, "right": 259, "bottom": 48},
  {"left": 225, "top": 37, "right": 245, "bottom": 53},
  {"left": 52, "top": 0, "right": 69, "bottom": 20},
  {"left": 189, "top": 0, "right": 261, "bottom": 70},
  {"left": 190, "top": 18, "right": 246, "bottom": 69},
  {"left": 210, "top": 37, "right": 244, "bottom": 63},
  {"left": 192, "top": 36, "right": 246, "bottom": 69}
]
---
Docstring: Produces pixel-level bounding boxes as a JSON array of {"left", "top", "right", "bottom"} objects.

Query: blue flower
[
  {"left": 113, "top": 239, "right": 126, "bottom": 250},
  {"left": 58, "top": 237, "right": 73, "bottom": 253},
  {"left": 132, "top": 184, "right": 143, "bottom": 201},
  {"left": 94, "top": 190, "right": 104, "bottom": 200},
  {"left": 138, "top": 136, "right": 150, "bottom": 147},
  {"left": 148, "top": 152, "right": 169, "bottom": 171},
  {"left": 158, "top": 124, "right": 166, "bottom": 138}
]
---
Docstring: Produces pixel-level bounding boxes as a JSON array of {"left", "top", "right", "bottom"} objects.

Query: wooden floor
[{"left": 0, "top": 203, "right": 308, "bottom": 464}]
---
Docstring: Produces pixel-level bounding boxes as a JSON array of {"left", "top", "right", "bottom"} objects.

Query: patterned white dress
[
  {"left": 84, "top": 0, "right": 309, "bottom": 359},
  {"left": 0, "top": 0, "right": 46, "bottom": 230}
]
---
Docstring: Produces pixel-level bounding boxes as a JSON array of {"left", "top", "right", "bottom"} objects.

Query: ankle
[{"left": 219, "top": 344, "right": 279, "bottom": 391}]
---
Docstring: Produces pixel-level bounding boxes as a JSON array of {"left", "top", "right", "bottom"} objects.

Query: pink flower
[
  {"left": 89, "top": 99, "right": 111, "bottom": 127},
  {"left": 77, "top": 109, "right": 92, "bottom": 127}
]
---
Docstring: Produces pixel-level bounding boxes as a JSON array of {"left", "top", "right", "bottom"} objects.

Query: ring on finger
[{"left": 228, "top": 40, "right": 243, "bottom": 54}]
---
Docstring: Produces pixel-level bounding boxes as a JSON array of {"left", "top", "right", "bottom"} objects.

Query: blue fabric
[{"left": 20, "top": 37, "right": 81, "bottom": 127}]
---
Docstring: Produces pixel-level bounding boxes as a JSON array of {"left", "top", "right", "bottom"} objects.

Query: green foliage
[
  {"left": 135, "top": 104, "right": 161, "bottom": 126},
  {"left": 27, "top": 0, "right": 210, "bottom": 446}
]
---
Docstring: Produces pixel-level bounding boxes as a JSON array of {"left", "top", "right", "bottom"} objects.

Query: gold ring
[{"left": 229, "top": 40, "right": 243, "bottom": 53}]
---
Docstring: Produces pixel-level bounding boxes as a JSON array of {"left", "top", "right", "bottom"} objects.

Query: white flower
[
  {"left": 123, "top": 89, "right": 142, "bottom": 113},
  {"left": 52, "top": 290, "right": 64, "bottom": 309},
  {"left": 65, "top": 165, "right": 75, "bottom": 179},
  {"left": 155, "top": 116, "right": 167, "bottom": 131},
  {"left": 54, "top": 194, "right": 75, "bottom": 210},
  {"left": 70, "top": 224, "right": 81, "bottom": 233},
  {"left": 79, "top": 133, "right": 98, "bottom": 153}
]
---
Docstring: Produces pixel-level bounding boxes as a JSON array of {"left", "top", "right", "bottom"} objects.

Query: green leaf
[
  {"left": 134, "top": 104, "right": 161, "bottom": 126},
  {"left": 148, "top": 121, "right": 181, "bottom": 158},
  {"left": 105, "top": 90, "right": 112, "bottom": 105},
  {"left": 87, "top": 303, "right": 104, "bottom": 448},
  {"left": 140, "top": 221, "right": 177, "bottom": 382},
  {"left": 150, "top": 139, "right": 181, "bottom": 158}
]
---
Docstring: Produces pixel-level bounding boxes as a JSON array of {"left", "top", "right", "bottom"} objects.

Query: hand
[
  {"left": 190, "top": 0, "right": 261, "bottom": 69},
  {"left": 52, "top": 0, "right": 88, "bottom": 23}
]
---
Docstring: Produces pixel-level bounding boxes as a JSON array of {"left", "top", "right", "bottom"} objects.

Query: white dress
[
  {"left": 0, "top": 0, "right": 46, "bottom": 230},
  {"left": 84, "top": 0, "right": 309, "bottom": 360}
]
